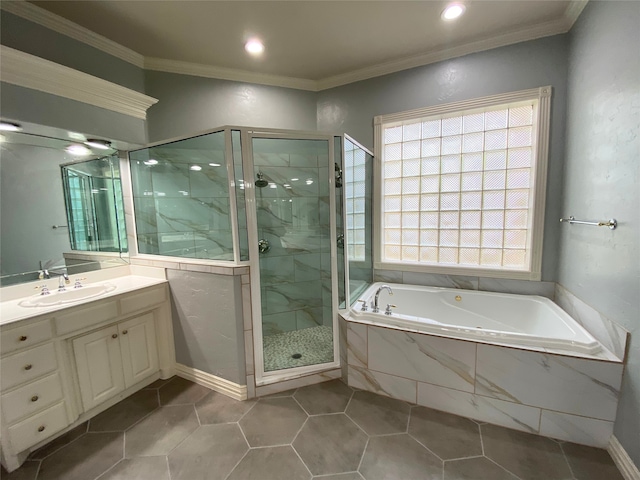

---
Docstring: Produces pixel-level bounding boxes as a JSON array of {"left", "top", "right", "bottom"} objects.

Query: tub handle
[
  {"left": 384, "top": 304, "right": 397, "bottom": 315},
  {"left": 357, "top": 299, "right": 368, "bottom": 312}
]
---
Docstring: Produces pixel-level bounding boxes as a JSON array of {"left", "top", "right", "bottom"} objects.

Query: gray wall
[
  {"left": 318, "top": 35, "right": 569, "bottom": 282},
  {"left": 167, "top": 269, "right": 246, "bottom": 384},
  {"left": 144, "top": 71, "right": 318, "bottom": 143},
  {"left": 559, "top": 1, "right": 640, "bottom": 464},
  {"left": 1, "top": 11, "right": 145, "bottom": 92}
]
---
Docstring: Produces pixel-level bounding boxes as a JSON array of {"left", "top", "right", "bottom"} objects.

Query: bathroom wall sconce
[
  {"left": 84, "top": 139, "right": 112, "bottom": 150},
  {"left": 0, "top": 121, "right": 22, "bottom": 132}
]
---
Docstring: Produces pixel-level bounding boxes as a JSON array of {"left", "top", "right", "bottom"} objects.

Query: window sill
[{"left": 374, "top": 261, "right": 541, "bottom": 281}]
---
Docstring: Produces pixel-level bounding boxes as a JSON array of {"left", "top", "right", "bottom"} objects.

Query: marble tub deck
[{"left": 1, "top": 377, "right": 623, "bottom": 480}]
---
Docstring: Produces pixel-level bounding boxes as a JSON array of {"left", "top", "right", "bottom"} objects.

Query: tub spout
[{"left": 373, "top": 284, "right": 393, "bottom": 313}]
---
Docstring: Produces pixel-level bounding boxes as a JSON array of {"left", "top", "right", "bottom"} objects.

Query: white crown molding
[
  {"left": 0, "top": 0, "right": 145, "bottom": 68},
  {"left": 174, "top": 363, "right": 247, "bottom": 401},
  {"left": 609, "top": 435, "right": 640, "bottom": 480},
  {"left": 317, "top": 18, "right": 570, "bottom": 91},
  {"left": 1, "top": 0, "right": 589, "bottom": 92},
  {"left": 0, "top": 46, "right": 158, "bottom": 119},
  {"left": 144, "top": 57, "right": 318, "bottom": 92},
  {"left": 564, "top": 0, "right": 590, "bottom": 30}
]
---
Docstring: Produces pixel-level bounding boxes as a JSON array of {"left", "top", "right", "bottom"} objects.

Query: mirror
[{"left": 0, "top": 130, "right": 129, "bottom": 287}]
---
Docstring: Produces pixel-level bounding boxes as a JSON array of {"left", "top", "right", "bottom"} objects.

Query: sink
[{"left": 19, "top": 283, "right": 117, "bottom": 308}]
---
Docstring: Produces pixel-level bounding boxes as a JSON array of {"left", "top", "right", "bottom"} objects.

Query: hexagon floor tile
[
  {"left": 239, "top": 397, "right": 308, "bottom": 447},
  {"left": 5, "top": 377, "right": 625, "bottom": 480},
  {"left": 293, "top": 414, "right": 368, "bottom": 475},
  {"left": 345, "top": 390, "right": 410, "bottom": 435},
  {"left": 294, "top": 379, "right": 353, "bottom": 415},
  {"left": 409, "top": 406, "right": 482, "bottom": 460}
]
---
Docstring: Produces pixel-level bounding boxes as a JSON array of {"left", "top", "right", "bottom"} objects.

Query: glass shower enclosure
[{"left": 128, "top": 127, "right": 369, "bottom": 385}]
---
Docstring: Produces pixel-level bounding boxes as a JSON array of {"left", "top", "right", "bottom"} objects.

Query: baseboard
[
  {"left": 609, "top": 435, "right": 640, "bottom": 480},
  {"left": 175, "top": 364, "right": 247, "bottom": 401}
]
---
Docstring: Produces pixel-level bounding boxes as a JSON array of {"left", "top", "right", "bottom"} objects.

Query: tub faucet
[{"left": 373, "top": 284, "right": 393, "bottom": 313}]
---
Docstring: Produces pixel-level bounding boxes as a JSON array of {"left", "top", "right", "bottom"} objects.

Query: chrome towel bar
[{"left": 559, "top": 216, "right": 617, "bottom": 230}]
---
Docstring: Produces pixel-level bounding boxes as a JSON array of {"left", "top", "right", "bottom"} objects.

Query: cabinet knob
[
  {"left": 31, "top": 395, "right": 39, "bottom": 402},
  {"left": 19, "top": 335, "right": 28, "bottom": 341},
  {"left": 38, "top": 425, "right": 46, "bottom": 432},
  {"left": 24, "top": 364, "right": 33, "bottom": 370},
  {"left": 112, "top": 334, "right": 118, "bottom": 339},
  {"left": 122, "top": 330, "right": 128, "bottom": 335}
]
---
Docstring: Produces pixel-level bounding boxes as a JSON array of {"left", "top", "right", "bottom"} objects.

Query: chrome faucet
[
  {"left": 48, "top": 269, "right": 70, "bottom": 291},
  {"left": 372, "top": 284, "right": 393, "bottom": 313}
]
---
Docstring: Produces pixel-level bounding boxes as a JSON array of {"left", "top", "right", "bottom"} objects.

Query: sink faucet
[
  {"left": 48, "top": 269, "right": 70, "bottom": 291},
  {"left": 373, "top": 284, "right": 393, "bottom": 313}
]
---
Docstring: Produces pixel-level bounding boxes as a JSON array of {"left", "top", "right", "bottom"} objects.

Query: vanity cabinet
[
  {"left": 73, "top": 313, "right": 158, "bottom": 411},
  {"left": 0, "top": 280, "right": 174, "bottom": 473}
]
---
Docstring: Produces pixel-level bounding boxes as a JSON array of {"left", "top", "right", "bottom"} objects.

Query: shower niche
[{"left": 129, "top": 127, "right": 372, "bottom": 386}]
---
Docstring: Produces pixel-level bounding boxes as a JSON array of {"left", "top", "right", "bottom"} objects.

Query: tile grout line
[
  {"left": 559, "top": 442, "right": 578, "bottom": 479},
  {"left": 222, "top": 446, "right": 251, "bottom": 480},
  {"left": 484, "top": 455, "right": 525, "bottom": 480}
]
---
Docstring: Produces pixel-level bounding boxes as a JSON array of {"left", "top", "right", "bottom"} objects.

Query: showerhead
[{"left": 255, "top": 172, "right": 269, "bottom": 188}]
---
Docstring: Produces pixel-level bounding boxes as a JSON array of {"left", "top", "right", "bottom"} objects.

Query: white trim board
[
  {"left": 174, "top": 363, "right": 247, "bottom": 401},
  {"left": 0, "top": 46, "right": 158, "bottom": 120},
  {"left": 2, "top": 0, "right": 588, "bottom": 92},
  {"left": 609, "top": 435, "right": 640, "bottom": 480}
]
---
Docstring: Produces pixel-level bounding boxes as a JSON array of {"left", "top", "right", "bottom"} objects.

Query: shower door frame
[{"left": 242, "top": 128, "right": 342, "bottom": 386}]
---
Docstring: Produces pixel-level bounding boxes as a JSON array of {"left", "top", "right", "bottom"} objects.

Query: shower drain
[{"left": 291, "top": 353, "right": 302, "bottom": 359}]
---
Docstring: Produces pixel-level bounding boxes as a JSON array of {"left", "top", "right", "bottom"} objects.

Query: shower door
[{"left": 248, "top": 134, "right": 339, "bottom": 382}]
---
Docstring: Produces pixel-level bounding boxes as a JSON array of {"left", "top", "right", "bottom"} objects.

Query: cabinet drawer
[
  {"left": 1, "top": 343, "right": 58, "bottom": 390},
  {"left": 120, "top": 286, "right": 166, "bottom": 316},
  {"left": 8, "top": 402, "right": 68, "bottom": 453},
  {"left": 1, "top": 319, "right": 53, "bottom": 355},
  {"left": 55, "top": 300, "right": 118, "bottom": 335},
  {"left": 2, "top": 372, "right": 64, "bottom": 424}
]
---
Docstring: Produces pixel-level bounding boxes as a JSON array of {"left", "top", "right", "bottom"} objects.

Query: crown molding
[
  {"left": 564, "top": 0, "right": 589, "bottom": 30},
  {"left": 0, "top": 46, "right": 158, "bottom": 119},
  {"left": 144, "top": 57, "right": 317, "bottom": 92},
  {"left": 0, "top": 0, "right": 145, "bottom": 68},
  {"left": 1, "top": 0, "right": 589, "bottom": 93},
  {"left": 316, "top": 17, "right": 571, "bottom": 91}
]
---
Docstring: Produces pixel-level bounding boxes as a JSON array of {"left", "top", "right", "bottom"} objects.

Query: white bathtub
[{"left": 349, "top": 283, "right": 602, "bottom": 355}]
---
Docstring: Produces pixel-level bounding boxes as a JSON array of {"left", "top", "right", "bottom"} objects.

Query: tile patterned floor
[
  {"left": 263, "top": 325, "right": 333, "bottom": 371},
  {"left": 1, "top": 377, "right": 625, "bottom": 480}
]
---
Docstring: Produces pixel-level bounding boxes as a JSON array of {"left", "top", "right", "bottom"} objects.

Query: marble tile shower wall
[
  {"left": 373, "top": 270, "right": 556, "bottom": 298},
  {"left": 131, "top": 146, "right": 234, "bottom": 260},
  {"left": 254, "top": 151, "right": 333, "bottom": 336},
  {"left": 345, "top": 321, "right": 625, "bottom": 448}
]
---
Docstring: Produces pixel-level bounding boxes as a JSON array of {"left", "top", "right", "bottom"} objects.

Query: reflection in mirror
[
  {"left": 61, "top": 156, "right": 128, "bottom": 253},
  {"left": 0, "top": 131, "right": 129, "bottom": 287}
]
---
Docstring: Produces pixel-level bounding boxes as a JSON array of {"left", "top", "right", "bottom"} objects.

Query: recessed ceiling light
[
  {"left": 84, "top": 139, "right": 112, "bottom": 150},
  {"left": 442, "top": 3, "right": 466, "bottom": 20},
  {"left": 245, "top": 38, "right": 265, "bottom": 55},
  {"left": 144, "top": 159, "right": 158, "bottom": 166},
  {"left": 0, "top": 121, "right": 22, "bottom": 132},
  {"left": 209, "top": 162, "right": 221, "bottom": 167},
  {"left": 66, "top": 144, "right": 91, "bottom": 156},
  {"left": 190, "top": 165, "right": 203, "bottom": 171}
]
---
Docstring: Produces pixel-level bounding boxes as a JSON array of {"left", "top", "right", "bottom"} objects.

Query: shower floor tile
[
  {"left": 263, "top": 325, "right": 334, "bottom": 371},
  {"left": 3, "top": 377, "right": 624, "bottom": 480}
]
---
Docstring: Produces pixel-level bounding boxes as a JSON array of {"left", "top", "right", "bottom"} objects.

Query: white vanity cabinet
[
  {"left": 73, "top": 312, "right": 158, "bottom": 411},
  {"left": 0, "top": 280, "right": 174, "bottom": 472}
]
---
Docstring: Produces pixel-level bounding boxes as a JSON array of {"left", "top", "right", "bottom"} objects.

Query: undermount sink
[{"left": 19, "top": 283, "right": 117, "bottom": 308}]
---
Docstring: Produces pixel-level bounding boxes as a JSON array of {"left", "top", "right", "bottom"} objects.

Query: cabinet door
[
  {"left": 72, "top": 325, "right": 125, "bottom": 412},
  {"left": 119, "top": 313, "right": 159, "bottom": 388}
]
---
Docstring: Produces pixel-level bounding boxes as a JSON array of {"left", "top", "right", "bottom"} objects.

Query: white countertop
[{"left": 0, "top": 273, "right": 167, "bottom": 326}]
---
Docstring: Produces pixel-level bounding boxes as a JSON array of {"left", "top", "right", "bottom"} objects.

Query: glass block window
[
  {"left": 375, "top": 87, "right": 551, "bottom": 277},
  {"left": 345, "top": 138, "right": 367, "bottom": 261}
]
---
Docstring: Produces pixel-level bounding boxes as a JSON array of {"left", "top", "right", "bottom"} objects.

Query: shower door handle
[{"left": 258, "top": 239, "right": 270, "bottom": 254}]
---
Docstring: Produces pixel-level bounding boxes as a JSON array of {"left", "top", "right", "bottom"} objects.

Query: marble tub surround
[
  {"left": 555, "top": 284, "right": 629, "bottom": 362},
  {"left": 344, "top": 320, "right": 624, "bottom": 447},
  {"left": 3, "top": 377, "right": 623, "bottom": 480},
  {"left": 373, "top": 270, "right": 556, "bottom": 299}
]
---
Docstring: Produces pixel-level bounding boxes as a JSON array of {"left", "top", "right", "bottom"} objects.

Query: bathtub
[{"left": 349, "top": 282, "right": 601, "bottom": 355}]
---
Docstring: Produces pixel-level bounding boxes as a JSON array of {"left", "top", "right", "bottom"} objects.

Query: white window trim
[{"left": 373, "top": 86, "right": 552, "bottom": 281}]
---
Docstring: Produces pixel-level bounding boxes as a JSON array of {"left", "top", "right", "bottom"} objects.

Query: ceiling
[{"left": 22, "top": 1, "right": 585, "bottom": 90}]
